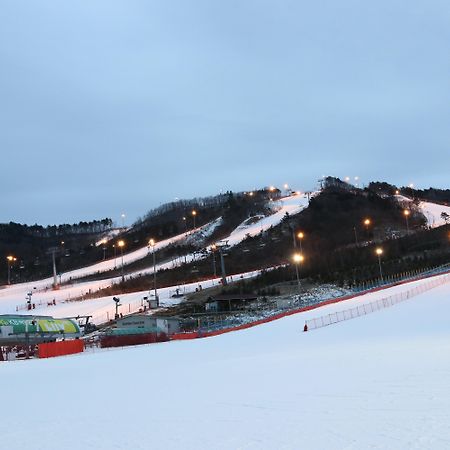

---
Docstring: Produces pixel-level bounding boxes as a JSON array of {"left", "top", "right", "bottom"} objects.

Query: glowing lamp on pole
[
  {"left": 149, "top": 239, "right": 158, "bottom": 305},
  {"left": 118, "top": 240, "right": 125, "bottom": 282},
  {"left": 375, "top": 247, "right": 384, "bottom": 282},
  {"left": 403, "top": 209, "right": 410, "bottom": 234},
  {"left": 296, "top": 232, "right": 305, "bottom": 253},
  {"left": 6, "top": 255, "right": 16, "bottom": 285},
  {"left": 292, "top": 253, "right": 304, "bottom": 294}
]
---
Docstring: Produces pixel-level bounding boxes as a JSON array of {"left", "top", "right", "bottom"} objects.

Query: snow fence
[{"left": 304, "top": 272, "right": 450, "bottom": 331}]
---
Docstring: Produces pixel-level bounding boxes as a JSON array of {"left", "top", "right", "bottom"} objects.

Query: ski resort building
[
  {"left": 113, "top": 314, "right": 182, "bottom": 335},
  {"left": 205, "top": 294, "right": 259, "bottom": 312}
]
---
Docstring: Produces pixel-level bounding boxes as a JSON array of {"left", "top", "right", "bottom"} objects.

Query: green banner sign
[{"left": 0, "top": 315, "right": 80, "bottom": 336}]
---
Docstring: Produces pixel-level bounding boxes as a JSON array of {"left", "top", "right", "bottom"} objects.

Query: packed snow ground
[{"left": 2, "top": 273, "right": 450, "bottom": 449}]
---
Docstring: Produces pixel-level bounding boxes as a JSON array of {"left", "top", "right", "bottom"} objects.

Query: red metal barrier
[
  {"left": 170, "top": 332, "right": 199, "bottom": 340},
  {"left": 99, "top": 333, "right": 169, "bottom": 348},
  {"left": 38, "top": 340, "right": 84, "bottom": 359}
]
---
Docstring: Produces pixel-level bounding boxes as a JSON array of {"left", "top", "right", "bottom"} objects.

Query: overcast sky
[{"left": 1, "top": 0, "right": 449, "bottom": 226}]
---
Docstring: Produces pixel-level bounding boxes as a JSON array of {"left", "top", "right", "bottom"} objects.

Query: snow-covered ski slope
[
  {"left": 221, "top": 192, "right": 310, "bottom": 246},
  {"left": 0, "top": 227, "right": 195, "bottom": 297},
  {"left": 395, "top": 194, "right": 450, "bottom": 228},
  {"left": 0, "top": 268, "right": 265, "bottom": 323},
  {"left": 0, "top": 194, "right": 307, "bottom": 292},
  {"left": 67, "top": 193, "right": 307, "bottom": 278},
  {"left": 419, "top": 200, "right": 450, "bottom": 227},
  {"left": 2, "top": 273, "right": 450, "bottom": 450},
  {"left": 0, "top": 245, "right": 194, "bottom": 316},
  {"left": 46, "top": 225, "right": 205, "bottom": 284},
  {"left": 0, "top": 194, "right": 309, "bottom": 309}
]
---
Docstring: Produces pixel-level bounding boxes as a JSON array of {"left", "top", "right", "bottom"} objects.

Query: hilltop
[{"left": 0, "top": 177, "right": 449, "bottom": 327}]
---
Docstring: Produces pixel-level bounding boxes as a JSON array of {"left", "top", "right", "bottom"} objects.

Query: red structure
[
  {"left": 38, "top": 340, "right": 84, "bottom": 359},
  {"left": 100, "top": 333, "right": 168, "bottom": 348}
]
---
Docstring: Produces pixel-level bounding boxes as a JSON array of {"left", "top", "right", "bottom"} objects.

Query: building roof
[
  {"left": 116, "top": 313, "right": 183, "bottom": 322},
  {"left": 207, "top": 294, "right": 258, "bottom": 302},
  {"left": 152, "top": 316, "right": 183, "bottom": 321},
  {"left": 0, "top": 314, "right": 53, "bottom": 319}
]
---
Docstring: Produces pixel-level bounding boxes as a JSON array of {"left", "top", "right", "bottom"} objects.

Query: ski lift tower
[
  {"left": 47, "top": 246, "right": 60, "bottom": 289},
  {"left": 215, "top": 241, "right": 229, "bottom": 286}
]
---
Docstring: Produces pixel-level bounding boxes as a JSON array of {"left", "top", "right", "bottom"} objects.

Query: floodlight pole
[
  {"left": 377, "top": 254, "right": 384, "bottom": 282},
  {"left": 152, "top": 246, "right": 158, "bottom": 306}
]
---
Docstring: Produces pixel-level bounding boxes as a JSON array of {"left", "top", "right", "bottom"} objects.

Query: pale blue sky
[{"left": 1, "top": 1, "right": 449, "bottom": 225}]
